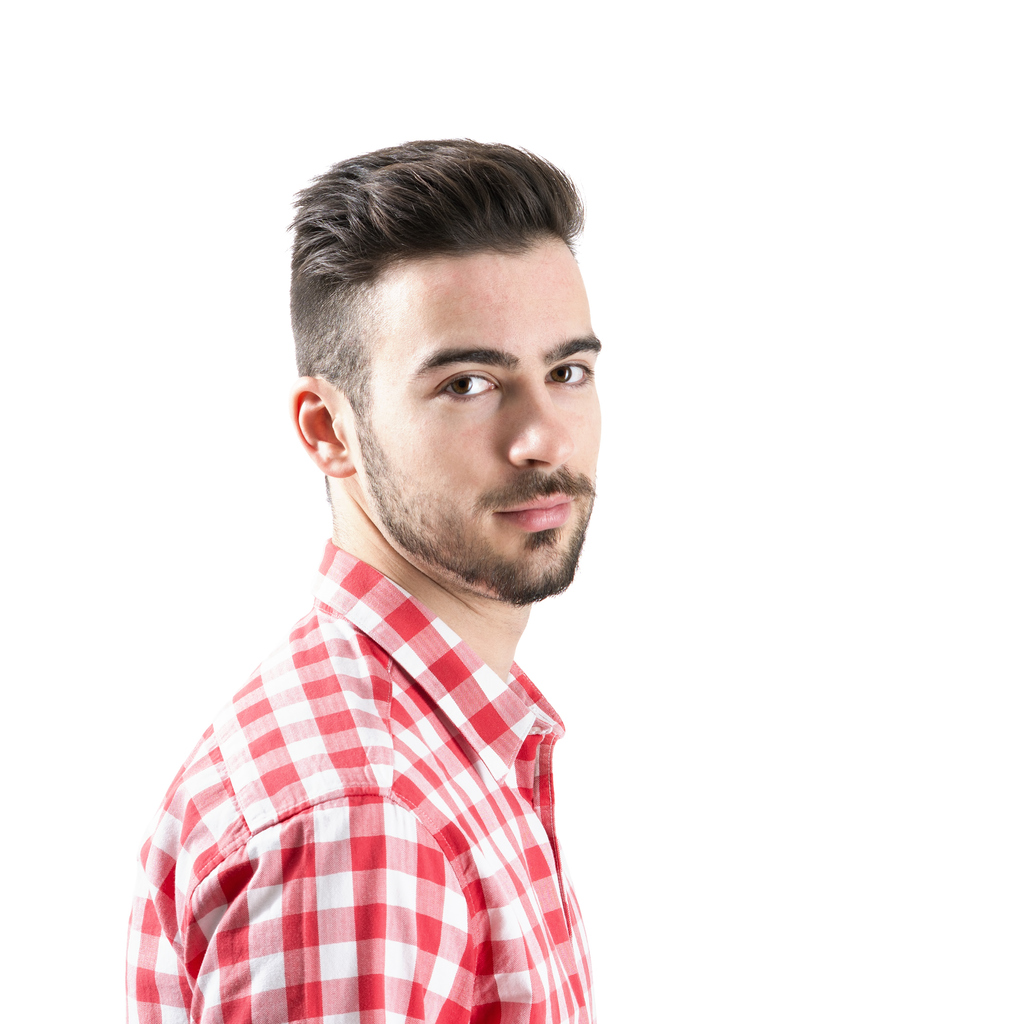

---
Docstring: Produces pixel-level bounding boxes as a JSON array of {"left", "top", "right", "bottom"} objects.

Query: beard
[{"left": 355, "top": 416, "right": 595, "bottom": 607}]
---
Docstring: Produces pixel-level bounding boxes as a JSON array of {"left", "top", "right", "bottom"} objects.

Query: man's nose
[{"left": 505, "top": 387, "right": 576, "bottom": 469}]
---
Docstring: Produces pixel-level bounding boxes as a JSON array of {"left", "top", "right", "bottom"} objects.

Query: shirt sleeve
[{"left": 128, "top": 795, "right": 477, "bottom": 1023}]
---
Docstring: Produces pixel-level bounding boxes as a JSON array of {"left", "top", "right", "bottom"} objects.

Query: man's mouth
[{"left": 494, "top": 494, "right": 573, "bottom": 532}]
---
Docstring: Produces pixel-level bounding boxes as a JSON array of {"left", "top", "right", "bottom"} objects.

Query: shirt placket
[
  {"left": 518, "top": 724, "right": 589, "bottom": 1015},
  {"left": 535, "top": 731, "right": 569, "bottom": 933}
]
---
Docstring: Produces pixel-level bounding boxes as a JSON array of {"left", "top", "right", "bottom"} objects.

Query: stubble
[{"left": 355, "top": 416, "right": 595, "bottom": 606}]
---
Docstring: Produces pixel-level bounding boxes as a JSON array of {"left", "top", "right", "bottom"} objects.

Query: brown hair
[{"left": 290, "top": 139, "right": 585, "bottom": 415}]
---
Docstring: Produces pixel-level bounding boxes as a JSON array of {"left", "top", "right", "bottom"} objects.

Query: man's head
[
  {"left": 291, "top": 140, "right": 585, "bottom": 419},
  {"left": 290, "top": 141, "right": 600, "bottom": 607}
]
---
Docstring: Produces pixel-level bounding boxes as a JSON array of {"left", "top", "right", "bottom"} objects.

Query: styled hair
[{"left": 290, "top": 140, "right": 585, "bottom": 415}]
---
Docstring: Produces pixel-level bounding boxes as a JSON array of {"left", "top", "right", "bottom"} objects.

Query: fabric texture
[{"left": 127, "top": 542, "right": 593, "bottom": 1023}]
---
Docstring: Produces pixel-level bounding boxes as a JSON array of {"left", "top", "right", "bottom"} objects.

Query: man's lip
[
  {"left": 496, "top": 494, "right": 572, "bottom": 514},
  {"left": 493, "top": 498, "right": 572, "bottom": 533}
]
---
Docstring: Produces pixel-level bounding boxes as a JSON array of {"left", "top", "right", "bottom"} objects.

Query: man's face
[{"left": 348, "top": 238, "right": 601, "bottom": 606}]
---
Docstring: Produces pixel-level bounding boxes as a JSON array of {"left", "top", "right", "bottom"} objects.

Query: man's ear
[{"left": 291, "top": 377, "right": 359, "bottom": 479}]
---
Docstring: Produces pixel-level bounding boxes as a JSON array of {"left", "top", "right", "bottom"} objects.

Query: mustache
[{"left": 475, "top": 468, "right": 596, "bottom": 514}]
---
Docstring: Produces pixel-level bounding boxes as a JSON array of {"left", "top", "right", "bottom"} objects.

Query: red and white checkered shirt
[{"left": 127, "top": 542, "right": 594, "bottom": 1023}]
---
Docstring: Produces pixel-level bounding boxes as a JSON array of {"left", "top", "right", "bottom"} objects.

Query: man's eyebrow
[
  {"left": 413, "top": 336, "right": 603, "bottom": 378},
  {"left": 545, "top": 336, "right": 602, "bottom": 364},
  {"left": 414, "top": 347, "right": 520, "bottom": 377}
]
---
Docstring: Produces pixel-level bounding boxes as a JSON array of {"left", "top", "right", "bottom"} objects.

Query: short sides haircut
[{"left": 290, "top": 140, "right": 585, "bottom": 416}]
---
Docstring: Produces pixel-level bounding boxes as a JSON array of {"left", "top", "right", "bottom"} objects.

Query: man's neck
[{"left": 331, "top": 515, "right": 531, "bottom": 682}]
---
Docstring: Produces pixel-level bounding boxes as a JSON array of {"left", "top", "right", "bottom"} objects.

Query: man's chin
[
  {"left": 467, "top": 531, "right": 587, "bottom": 606},
  {"left": 377, "top": 497, "right": 593, "bottom": 607}
]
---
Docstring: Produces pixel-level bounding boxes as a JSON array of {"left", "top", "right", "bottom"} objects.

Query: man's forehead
[{"left": 365, "top": 240, "right": 592, "bottom": 364}]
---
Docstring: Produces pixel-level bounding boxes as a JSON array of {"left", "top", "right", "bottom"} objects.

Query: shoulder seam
[{"left": 186, "top": 792, "right": 481, "bottom": 942}]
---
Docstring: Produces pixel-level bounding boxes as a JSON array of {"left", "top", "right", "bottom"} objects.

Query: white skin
[{"left": 292, "top": 238, "right": 601, "bottom": 680}]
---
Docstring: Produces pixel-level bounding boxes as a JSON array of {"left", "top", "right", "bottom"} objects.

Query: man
[{"left": 127, "top": 140, "right": 601, "bottom": 1023}]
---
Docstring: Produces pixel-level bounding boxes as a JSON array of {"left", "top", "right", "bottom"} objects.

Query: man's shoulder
[{"left": 144, "top": 605, "right": 401, "bottom": 885}]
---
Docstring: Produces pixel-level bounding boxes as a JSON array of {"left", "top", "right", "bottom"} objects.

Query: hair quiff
[{"left": 290, "top": 139, "right": 585, "bottom": 415}]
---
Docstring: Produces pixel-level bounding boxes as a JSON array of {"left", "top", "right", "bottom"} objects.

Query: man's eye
[
  {"left": 445, "top": 375, "right": 494, "bottom": 397},
  {"left": 550, "top": 364, "right": 588, "bottom": 385}
]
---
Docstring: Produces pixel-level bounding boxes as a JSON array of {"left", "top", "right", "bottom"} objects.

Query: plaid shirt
[{"left": 127, "top": 542, "right": 594, "bottom": 1023}]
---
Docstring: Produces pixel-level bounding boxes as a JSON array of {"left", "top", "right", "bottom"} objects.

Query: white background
[{"left": 2, "top": 2, "right": 1022, "bottom": 1021}]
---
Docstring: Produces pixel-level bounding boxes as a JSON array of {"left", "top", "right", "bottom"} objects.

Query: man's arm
[{"left": 128, "top": 796, "right": 476, "bottom": 1023}]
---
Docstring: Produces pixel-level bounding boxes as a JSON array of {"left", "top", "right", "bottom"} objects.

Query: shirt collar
[{"left": 313, "top": 541, "right": 564, "bottom": 784}]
